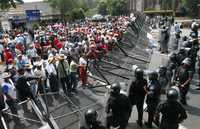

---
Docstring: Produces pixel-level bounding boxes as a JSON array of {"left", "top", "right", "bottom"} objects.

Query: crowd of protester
[{"left": 0, "top": 16, "right": 135, "bottom": 126}]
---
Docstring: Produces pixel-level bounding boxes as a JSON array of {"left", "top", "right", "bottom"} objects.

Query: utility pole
[
  {"left": 198, "top": 4, "right": 200, "bottom": 18},
  {"left": 172, "top": 0, "right": 176, "bottom": 17}
]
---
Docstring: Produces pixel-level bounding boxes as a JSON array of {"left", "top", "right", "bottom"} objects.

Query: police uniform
[
  {"left": 175, "top": 59, "right": 193, "bottom": 105},
  {"left": 160, "top": 26, "right": 169, "bottom": 54},
  {"left": 156, "top": 88, "right": 187, "bottom": 129},
  {"left": 145, "top": 72, "right": 161, "bottom": 128},
  {"left": 106, "top": 83, "right": 131, "bottom": 129},
  {"left": 158, "top": 66, "right": 169, "bottom": 93},
  {"left": 128, "top": 69, "right": 147, "bottom": 126},
  {"left": 79, "top": 109, "right": 106, "bottom": 129}
]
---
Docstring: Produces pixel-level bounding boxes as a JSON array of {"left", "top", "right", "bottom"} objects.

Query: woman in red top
[{"left": 3, "top": 48, "right": 14, "bottom": 65}]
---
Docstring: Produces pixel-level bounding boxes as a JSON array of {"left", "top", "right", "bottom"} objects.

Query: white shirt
[
  {"left": 79, "top": 57, "right": 87, "bottom": 66},
  {"left": 2, "top": 79, "right": 16, "bottom": 99},
  {"left": 46, "top": 63, "right": 57, "bottom": 75}
]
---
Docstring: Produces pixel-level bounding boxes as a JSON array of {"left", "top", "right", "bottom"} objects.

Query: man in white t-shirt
[{"left": 1, "top": 72, "right": 20, "bottom": 123}]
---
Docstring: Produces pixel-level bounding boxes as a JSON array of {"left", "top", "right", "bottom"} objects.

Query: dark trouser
[
  {"left": 160, "top": 123, "right": 178, "bottom": 129},
  {"left": 60, "top": 76, "right": 71, "bottom": 93},
  {"left": 37, "top": 80, "right": 44, "bottom": 94},
  {"left": 49, "top": 74, "right": 59, "bottom": 92},
  {"left": 180, "top": 85, "right": 189, "bottom": 105},
  {"left": 131, "top": 98, "right": 144, "bottom": 123},
  {"left": 6, "top": 99, "right": 20, "bottom": 123},
  {"left": 106, "top": 115, "right": 128, "bottom": 129},
  {"left": 147, "top": 101, "right": 159, "bottom": 126},
  {"left": 70, "top": 72, "right": 77, "bottom": 90}
]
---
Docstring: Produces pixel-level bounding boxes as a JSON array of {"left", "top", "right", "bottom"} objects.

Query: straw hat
[
  {"left": 33, "top": 60, "right": 43, "bottom": 66},
  {"left": 48, "top": 57, "right": 54, "bottom": 63},
  {"left": 59, "top": 54, "right": 66, "bottom": 60},
  {"left": 2, "top": 72, "right": 11, "bottom": 79},
  {"left": 24, "top": 64, "right": 33, "bottom": 69}
]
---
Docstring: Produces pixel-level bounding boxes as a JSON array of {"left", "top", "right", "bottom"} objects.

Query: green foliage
[
  {"left": 0, "top": 0, "right": 23, "bottom": 10},
  {"left": 107, "top": 0, "right": 128, "bottom": 16},
  {"left": 97, "top": 0, "right": 128, "bottom": 16},
  {"left": 181, "top": 0, "right": 200, "bottom": 18},
  {"left": 78, "top": 0, "right": 89, "bottom": 12},
  {"left": 160, "top": 0, "right": 173, "bottom": 10},
  {"left": 70, "top": 8, "right": 85, "bottom": 20},
  {"left": 46, "top": 0, "right": 76, "bottom": 15},
  {"left": 85, "top": 8, "right": 98, "bottom": 17},
  {"left": 97, "top": 0, "right": 108, "bottom": 15}
]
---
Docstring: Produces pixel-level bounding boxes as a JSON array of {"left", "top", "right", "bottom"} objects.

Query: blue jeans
[{"left": 70, "top": 72, "right": 78, "bottom": 90}]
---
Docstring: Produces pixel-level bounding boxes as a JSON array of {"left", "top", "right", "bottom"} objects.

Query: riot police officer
[
  {"left": 79, "top": 109, "right": 106, "bottom": 129},
  {"left": 145, "top": 71, "right": 161, "bottom": 128},
  {"left": 175, "top": 58, "right": 193, "bottom": 105},
  {"left": 155, "top": 88, "right": 187, "bottom": 129},
  {"left": 158, "top": 65, "right": 169, "bottom": 93},
  {"left": 128, "top": 68, "right": 147, "bottom": 127},
  {"left": 106, "top": 83, "right": 131, "bottom": 129},
  {"left": 191, "top": 19, "right": 199, "bottom": 38},
  {"left": 160, "top": 25, "right": 169, "bottom": 54},
  {"left": 166, "top": 53, "right": 179, "bottom": 83}
]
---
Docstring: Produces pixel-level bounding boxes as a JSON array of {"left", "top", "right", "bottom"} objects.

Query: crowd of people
[
  {"left": 0, "top": 16, "right": 134, "bottom": 127},
  {"left": 0, "top": 14, "right": 199, "bottom": 129}
]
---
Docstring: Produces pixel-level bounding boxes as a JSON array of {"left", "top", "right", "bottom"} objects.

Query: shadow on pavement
[
  {"left": 184, "top": 105, "right": 200, "bottom": 117},
  {"left": 127, "top": 122, "right": 159, "bottom": 129}
]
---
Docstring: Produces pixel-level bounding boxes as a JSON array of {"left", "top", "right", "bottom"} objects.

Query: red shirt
[{"left": 4, "top": 49, "right": 13, "bottom": 62}]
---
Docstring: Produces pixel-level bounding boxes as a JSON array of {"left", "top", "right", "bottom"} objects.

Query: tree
[
  {"left": 107, "top": 0, "right": 128, "bottom": 16},
  {"left": 160, "top": 0, "right": 173, "bottom": 10},
  {"left": 46, "top": 0, "right": 77, "bottom": 20},
  {"left": 97, "top": 0, "right": 108, "bottom": 15},
  {"left": 182, "top": 0, "right": 200, "bottom": 18},
  {"left": 70, "top": 8, "right": 85, "bottom": 20},
  {"left": 0, "top": 0, "right": 23, "bottom": 10},
  {"left": 78, "top": 0, "right": 89, "bottom": 12}
]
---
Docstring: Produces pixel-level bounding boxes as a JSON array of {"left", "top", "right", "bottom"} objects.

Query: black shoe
[
  {"left": 181, "top": 100, "right": 187, "bottom": 105},
  {"left": 137, "top": 120, "right": 143, "bottom": 127},
  {"left": 153, "top": 119, "right": 160, "bottom": 127},
  {"left": 72, "top": 89, "right": 78, "bottom": 93},
  {"left": 145, "top": 122, "right": 152, "bottom": 128},
  {"left": 195, "top": 87, "right": 200, "bottom": 90}
]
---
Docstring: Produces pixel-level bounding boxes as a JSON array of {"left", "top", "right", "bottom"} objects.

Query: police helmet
[
  {"left": 167, "top": 88, "right": 178, "bottom": 101},
  {"left": 169, "top": 52, "right": 177, "bottom": 61},
  {"left": 179, "top": 47, "right": 185, "bottom": 54},
  {"left": 190, "top": 32, "right": 197, "bottom": 38},
  {"left": 182, "top": 36, "right": 187, "bottom": 41},
  {"left": 149, "top": 71, "right": 158, "bottom": 80},
  {"left": 182, "top": 58, "right": 191, "bottom": 65},
  {"left": 158, "top": 65, "right": 167, "bottom": 75},
  {"left": 110, "top": 83, "right": 121, "bottom": 95},
  {"left": 182, "top": 41, "right": 192, "bottom": 48},
  {"left": 135, "top": 68, "right": 144, "bottom": 79},
  {"left": 85, "top": 108, "right": 98, "bottom": 125},
  {"left": 168, "top": 62, "right": 176, "bottom": 70}
]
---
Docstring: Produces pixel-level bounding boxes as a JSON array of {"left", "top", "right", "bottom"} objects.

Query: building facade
[
  {"left": 0, "top": 1, "right": 60, "bottom": 30},
  {"left": 128, "top": 0, "right": 181, "bottom": 13}
]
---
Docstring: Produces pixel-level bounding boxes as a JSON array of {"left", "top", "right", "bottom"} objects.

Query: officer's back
[
  {"left": 156, "top": 88, "right": 187, "bottom": 129},
  {"left": 158, "top": 101, "right": 187, "bottom": 124},
  {"left": 107, "top": 93, "right": 130, "bottom": 117}
]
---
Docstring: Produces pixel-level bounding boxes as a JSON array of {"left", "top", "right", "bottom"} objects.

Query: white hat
[
  {"left": 182, "top": 58, "right": 191, "bottom": 65},
  {"left": 2, "top": 72, "right": 11, "bottom": 79},
  {"left": 59, "top": 54, "right": 66, "bottom": 60},
  {"left": 33, "top": 60, "right": 43, "bottom": 66}
]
